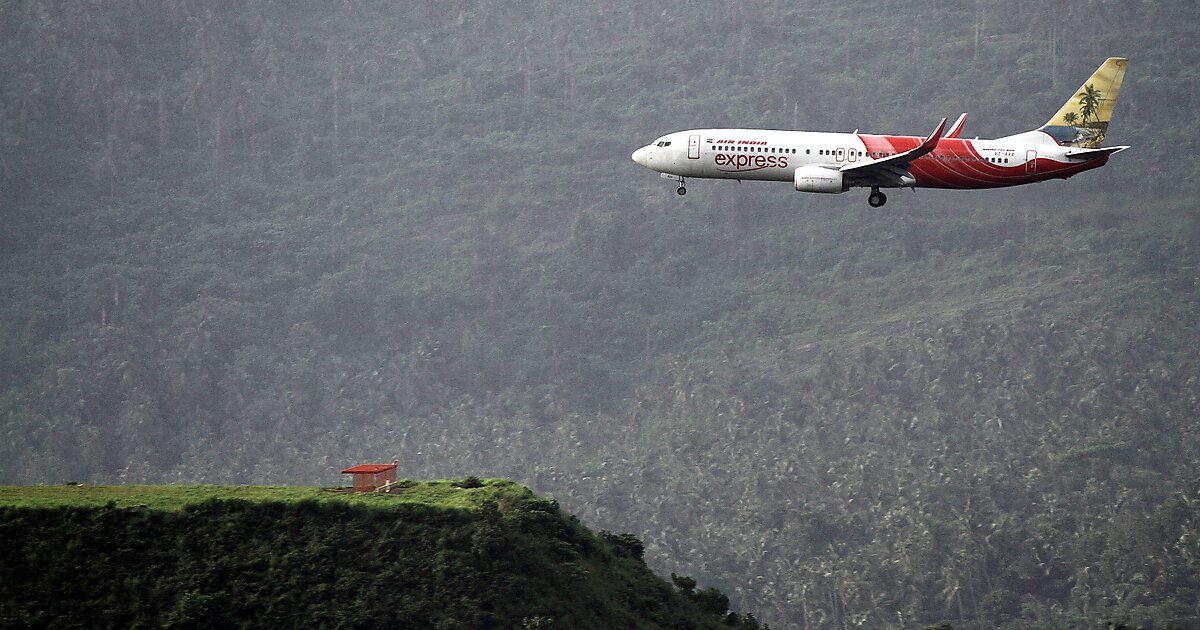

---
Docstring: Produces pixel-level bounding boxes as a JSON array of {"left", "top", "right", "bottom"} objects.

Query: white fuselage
[{"left": 632, "top": 128, "right": 1109, "bottom": 191}]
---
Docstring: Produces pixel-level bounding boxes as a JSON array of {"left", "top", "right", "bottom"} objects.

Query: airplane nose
[{"left": 631, "top": 146, "right": 652, "bottom": 167}]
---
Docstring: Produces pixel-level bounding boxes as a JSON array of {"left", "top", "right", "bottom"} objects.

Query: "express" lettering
[{"left": 714, "top": 153, "right": 789, "bottom": 171}]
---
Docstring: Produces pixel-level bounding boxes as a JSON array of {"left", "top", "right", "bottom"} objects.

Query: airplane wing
[
  {"left": 839, "top": 117, "right": 948, "bottom": 183},
  {"left": 943, "top": 113, "right": 968, "bottom": 138}
]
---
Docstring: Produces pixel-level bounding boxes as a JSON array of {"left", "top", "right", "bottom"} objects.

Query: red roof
[{"left": 341, "top": 464, "right": 397, "bottom": 474}]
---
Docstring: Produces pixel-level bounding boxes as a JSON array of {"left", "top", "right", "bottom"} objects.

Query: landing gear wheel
[
  {"left": 677, "top": 186, "right": 687, "bottom": 196},
  {"left": 868, "top": 191, "right": 887, "bottom": 208}
]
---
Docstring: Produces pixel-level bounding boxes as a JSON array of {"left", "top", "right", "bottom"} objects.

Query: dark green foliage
[
  {"left": 454, "top": 476, "right": 485, "bottom": 489},
  {"left": 2, "top": 1, "right": 1200, "bottom": 629},
  {"left": 674, "top": 573, "right": 732, "bottom": 617},
  {"left": 0, "top": 496, "right": 738, "bottom": 629},
  {"left": 603, "top": 531, "right": 646, "bottom": 562},
  {"left": 672, "top": 572, "right": 698, "bottom": 595},
  {"left": 694, "top": 587, "right": 732, "bottom": 617}
]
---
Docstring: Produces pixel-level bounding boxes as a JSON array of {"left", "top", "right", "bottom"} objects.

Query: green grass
[{"left": 0, "top": 479, "right": 529, "bottom": 512}]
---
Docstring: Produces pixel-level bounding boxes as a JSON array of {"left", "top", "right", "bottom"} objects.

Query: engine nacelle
[{"left": 793, "top": 166, "right": 846, "bottom": 193}]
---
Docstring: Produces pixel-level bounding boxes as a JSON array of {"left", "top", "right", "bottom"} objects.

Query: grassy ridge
[{"left": 0, "top": 480, "right": 520, "bottom": 511}]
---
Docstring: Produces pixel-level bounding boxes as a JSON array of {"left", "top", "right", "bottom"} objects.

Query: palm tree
[
  {"left": 1078, "top": 84, "right": 1101, "bottom": 124},
  {"left": 1061, "top": 111, "right": 1078, "bottom": 125}
]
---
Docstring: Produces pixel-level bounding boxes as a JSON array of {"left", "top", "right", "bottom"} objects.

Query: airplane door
[
  {"left": 688, "top": 134, "right": 700, "bottom": 159},
  {"left": 1026, "top": 150, "right": 1037, "bottom": 173},
  {"left": 836, "top": 148, "right": 845, "bottom": 162},
  {"left": 847, "top": 148, "right": 858, "bottom": 163}
]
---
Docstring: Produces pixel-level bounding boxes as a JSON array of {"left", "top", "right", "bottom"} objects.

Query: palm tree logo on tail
[
  {"left": 1039, "top": 58, "right": 1126, "bottom": 148},
  {"left": 1071, "top": 83, "right": 1107, "bottom": 147}
]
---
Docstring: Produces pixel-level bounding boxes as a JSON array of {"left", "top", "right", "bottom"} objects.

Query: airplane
[{"left": 631, "top": 58, "right": 1128, "bottom": 207}]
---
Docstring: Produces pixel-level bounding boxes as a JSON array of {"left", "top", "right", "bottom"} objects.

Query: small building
[{"left": 341, "top": 463, "right": 398, "bottom": 492}]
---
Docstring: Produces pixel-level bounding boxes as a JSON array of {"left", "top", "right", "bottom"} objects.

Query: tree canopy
[{"left": 2, "top": 1, "right": 1199, "bottom": 628}]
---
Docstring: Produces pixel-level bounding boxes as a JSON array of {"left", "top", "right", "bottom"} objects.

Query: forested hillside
[{"left": 2, "top": 1, "right": 1199, "bottom": 628}]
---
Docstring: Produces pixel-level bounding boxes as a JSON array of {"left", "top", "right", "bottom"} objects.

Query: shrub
[{"left": 454, "top": 476, "right": 485, "bottom": 489}]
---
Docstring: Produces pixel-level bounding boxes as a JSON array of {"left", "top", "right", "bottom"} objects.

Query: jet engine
[{"left": 793, "top": 166, "right": 846, "bottom": 193}]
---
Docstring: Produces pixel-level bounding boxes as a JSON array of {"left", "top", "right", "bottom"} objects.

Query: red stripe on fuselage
[{"left": 857, "top": 135, "right": 1106, "bottom": 189}]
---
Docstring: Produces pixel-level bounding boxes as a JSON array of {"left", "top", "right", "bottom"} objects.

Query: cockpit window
[{"left": 655, "top": 141, "right": 672, "bottom": 147}]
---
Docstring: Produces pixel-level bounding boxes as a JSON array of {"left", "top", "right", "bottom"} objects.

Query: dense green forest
[
  {"left": 2, "top": 1, "right": 1199, "bottom": 628},
  {"left": 0, "top": 481, "right": 761, "bottom": 628}
]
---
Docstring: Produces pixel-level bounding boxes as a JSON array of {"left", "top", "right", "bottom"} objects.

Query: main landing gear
[
  {"left": 677, "top": 185, "right": 687, "bottom": 195},
  {"left": 867, "top": 187, "right": 887, "bottom": 208}
]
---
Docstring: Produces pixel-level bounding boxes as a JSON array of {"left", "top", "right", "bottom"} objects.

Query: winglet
[
  {"left": 944, "top": 113, "right": 968, "bottom": 138},
  {"left": 840, "top": 117, "right": 948, "bottom": 174},
  {"left": 920, "top": 117, "right": 949, "bottom": 151}
]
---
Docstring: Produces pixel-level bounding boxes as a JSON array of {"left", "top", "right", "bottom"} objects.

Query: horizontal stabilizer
[{"left": 1064, "top": 145, "right": 1129, "bottom": 159}]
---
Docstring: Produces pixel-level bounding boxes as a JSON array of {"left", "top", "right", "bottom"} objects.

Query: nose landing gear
[
  {"left": 867, "top": 188, "right": 887, "bottom": 208},
  {"left": 660, "top": 173, "right": 686, "bottom": 196}
]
